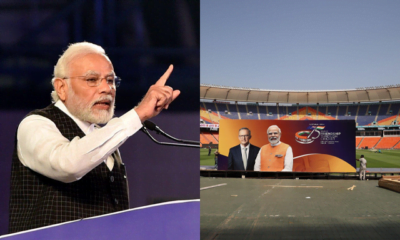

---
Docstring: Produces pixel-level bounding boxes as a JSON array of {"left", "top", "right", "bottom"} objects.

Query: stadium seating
[
  {"left": 337, "top": 105, "right": 347, "bottom": 119},
  {"left": 356, "top": 137, "right": 362, "bottom": 148},
  {"left": 211, "top": 133, "right": 219, "bottom": 142},
  {"left": 265, "top": 105, "right": 277, "bottom": 120},
  {"left": 278, "top": 106, "right": 287, "bottom": 118},
  {"left": 200, "top": 133, "right": 210, "bottom": 144},
  {"left": 237, "top": 104, "right": 249, "bottom": 119},
  {"left": 393, "top": 142, "right": 400, "bottom": 149},
  {"left": 200, "top": 101, "right": 400, "bottom": 126},
  {"left": 247, "top": 104, "right": 259, "bottom": 119},
  {"left": 374, "top": 115, "right": 397, "bottom": 126},
  {"left": 200, "top": 106, "right": 215, "bottom": 124},
  {"left": 358, "top": 137, "right": 381, "bottom": 149},
  {"left": 201, "top": 133, "right": 218, "bottom": 144},
  {"left": 327, "top": 105, "right": 338, "bottom": 119},
  {"left": 358, "top": 104, "right": 368, "bottom": 116},
  {"left": 375, "top": 137, "right": 400, "bottom": 149}
]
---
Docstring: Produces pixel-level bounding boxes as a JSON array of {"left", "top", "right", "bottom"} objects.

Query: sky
[{"left": 200, "top": 0, "right": 400, "bottom": 90}]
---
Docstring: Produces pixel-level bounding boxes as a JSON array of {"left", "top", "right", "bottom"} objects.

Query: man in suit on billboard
[{"left": 228, "top": 128, "right": 260, "bottom": 171}]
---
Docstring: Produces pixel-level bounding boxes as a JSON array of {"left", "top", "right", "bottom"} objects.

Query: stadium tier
[
  {"left": 200, "top": 85, "right": 400, "bottom": 150},
  {"left": 201, "top": 132, "right": 218, "bottom": 144},
  {"left": 200, "top": 133, "right": 219, "bottom": 145},
  {"left": 356, "top": 137, "right": 362, "bottom": 148},
  {"left": 211, "top": 133, "right": 219, "bottom": 141},
  {"left": 358, "top": 137, "right": 381, "bottom": 149},
  {"left": 356, "top": 136, "right": 400, "bottom": 149},
  {"left": 375, "top": 137, "right": 400, "bottom": 149},
  {"left": 200, "top": 101, "right": 400, "bottom": 126}
]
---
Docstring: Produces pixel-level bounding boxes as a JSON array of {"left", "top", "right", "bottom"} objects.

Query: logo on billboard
[{"left": 295, "top": 125, "right": 325, "bottom": 144}]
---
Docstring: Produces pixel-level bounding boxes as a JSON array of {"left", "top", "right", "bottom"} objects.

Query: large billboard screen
[{"left": 218, "top": 120, "right": 356, "bottom": 172}]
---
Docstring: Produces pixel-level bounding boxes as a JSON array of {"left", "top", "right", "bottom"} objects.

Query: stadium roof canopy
[{"left": 200, "top": 84, "right": 400, "bottom": 104}]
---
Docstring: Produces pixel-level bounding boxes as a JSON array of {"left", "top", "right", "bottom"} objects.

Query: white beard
[
  {"left": 269, "top": 136, "right": 280, "bottom": 145},
  {"left": 66, "top": 87, "right": 115, "bottom": 124}
]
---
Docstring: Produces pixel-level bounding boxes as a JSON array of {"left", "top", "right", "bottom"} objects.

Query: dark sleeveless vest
[{"left": 9, "top": 104, "right": 129, "bottom": 233}]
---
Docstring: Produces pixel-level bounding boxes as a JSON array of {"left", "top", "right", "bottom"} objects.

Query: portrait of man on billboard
[
  {"left": 254, "top": 125, "right": 293, "bottom": 172},
  {"left": 228, "top": 127, "right": 260, "bottom": 171}
]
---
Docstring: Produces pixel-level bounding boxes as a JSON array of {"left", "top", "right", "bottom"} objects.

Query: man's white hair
[
  {"left": 50, "top": 42, "right": 108, "bottom": 102},
  {"left": 267, "top": 125, "right": 281, "bottom": 134}
]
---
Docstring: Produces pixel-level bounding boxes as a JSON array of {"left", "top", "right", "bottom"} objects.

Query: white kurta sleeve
[
  {"left": 282, "top": 146, "right": 293, "bottom": 172},
  {"left": 17, "top": 109, "right": 142, "bottom": 183}
]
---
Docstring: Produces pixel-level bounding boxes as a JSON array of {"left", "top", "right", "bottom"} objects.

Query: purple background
[
  {"left": 0, "top": 110, "right": 199, "bottom": 235},
  {"left": 0, "top": 201, "right": 200, "bottom": 240}
]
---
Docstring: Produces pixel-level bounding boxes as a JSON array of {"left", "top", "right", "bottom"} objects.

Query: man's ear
[{"left": 53, "top": 78, "right": 68, "bottom": 101}]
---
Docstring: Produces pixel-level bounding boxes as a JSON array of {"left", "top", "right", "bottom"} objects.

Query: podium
[{"left": 1, "top": 200, "right": 199, "bottom": 240}]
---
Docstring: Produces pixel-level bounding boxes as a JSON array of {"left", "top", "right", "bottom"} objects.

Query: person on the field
[
  {"left": 254, "top": 125, "right": 293, "bottom": 172},
  {"left": 214, "top": 149, "right": 219, "bottom": 169},
  {"left": 358, "top": 155, "right": 367, "bottom": 180}
]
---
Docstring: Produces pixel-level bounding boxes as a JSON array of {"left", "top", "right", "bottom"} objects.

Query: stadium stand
[
  {"left": 201, "top": 132, "right": 218, "bottom": 144},
  {"left": 358, "top": 137, "right": 381, "bottom": 149},
  {"left": 237, "top": 104, "right": 248, "bottom": 119},
  {"left": 287, "top": 106, "right": 298, "bottom": 119},
  {"left": 211, "top": 133, "right": 219, "bottom": 142},
  {"left": 377, "top": 103, "right": 390, "bottom": 121},
  {"left": 201, "top": 101, "right": 400, "bottom": 125},
  {"left": 200, "top": 85, "right": 400, "bottom": 152},
  {"left": 356, "top": 137, "right": 363, "bottom": 148},
  {"left": 337, "top": 105, "right": 347, "bottom": 119},
  {"left": 375, "top": 137, "right": 400, "bottom": 149},
  {"left": 204, "top": 133, "right": 218, "bottom": 144},
  {"left": 265, "top": 105, "right": 277, "bottom": 120},
  {"left": 278, "top": 105, "right": 287, "bottom": 118},
  {"left": 200, "top": 106, "right": 214, "bottom": 124},
  {"left": 200, "top": 133, "right": 210, "bottom": 144},
  {"left": 247, "top": 104, "right": 259, "bottom": 119},
  {"left": 204, "top": 102, "right": 218, "bottom": 116},
  {"left": 358, "top": 104, "right": 368, "bottom": 116}
]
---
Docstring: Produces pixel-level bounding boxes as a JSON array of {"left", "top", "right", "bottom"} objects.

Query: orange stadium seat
[
  {"left": 374, "top": 115, "right": 397, "bottom": 126},
  {"left": 356, "top": 137, "right": 363, "bottom": 148},
  {"left": 200, "top": 134, "right": 209, "bottom": 144},
  {"left": 281, "top": 107, "right": 336, "bottom": 120},
  {"left": 200, "top": 106, "right": 230, "bottom": 124},
  {"left": 203, "top": 133, "right": 218, "bottom": 144},
  {"left": 375, "top": 137, "right": 400, "bottom": 149},
  {"left": 358, "top": 137, "right": 381, "bottom": 149},
  {"left": 211, "top": 133, "right": 219, "bottom": 142},
  {"left": 200, "top": 107, "right": 218, "bottom": 124},
  {"left": 394, "top": 141, "right": 400, "bottom": 149}
]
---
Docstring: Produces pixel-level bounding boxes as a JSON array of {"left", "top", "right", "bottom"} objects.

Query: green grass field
[
  {"left": 200, "top": 148, "right": 216, "bottom": 166},
  {"left": 356, "top": 149, "right": 400, "bottom": 168},
  {"left": 200, "top": 148, "right": 400, "bottom": 168}
]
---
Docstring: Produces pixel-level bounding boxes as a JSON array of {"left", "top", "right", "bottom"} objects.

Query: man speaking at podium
[{"left": 9, "top": 42, "right": 180, "bottom": 233}]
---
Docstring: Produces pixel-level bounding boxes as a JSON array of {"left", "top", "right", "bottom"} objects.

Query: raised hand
[{"left": 135, "top": 65, "right": 181, "bottom": 122}]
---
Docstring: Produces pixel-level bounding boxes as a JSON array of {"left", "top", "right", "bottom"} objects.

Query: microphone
[
  {"left": 143, "top": 120, "right": 200, "bottom": 145},
  {"left": 142, "top": 120, "right": 200, "bottom": 148}
]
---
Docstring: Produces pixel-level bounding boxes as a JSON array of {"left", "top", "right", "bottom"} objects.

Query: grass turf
[
  {"left": 356, "top": 149, "right": 400, "bottom": 168},
  {"left": 200, "top": 148, "right": 400, "bottom": 168},
  {"left": 200, "top": 148, "right": 216, "bottom": 166}
]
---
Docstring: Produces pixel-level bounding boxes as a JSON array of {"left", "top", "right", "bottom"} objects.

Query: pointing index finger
[{"left": 155, "top": 64, "right": 173, "bottom": 86}]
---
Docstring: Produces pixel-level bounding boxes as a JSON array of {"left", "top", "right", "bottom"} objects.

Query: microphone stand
[{"left": 141, "top": 126, "right": 200, "bottom": 148}]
